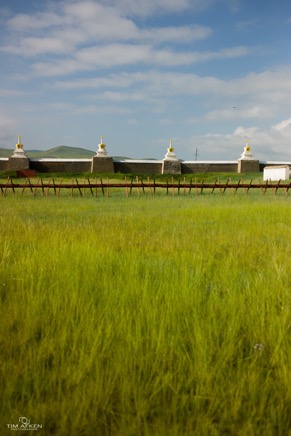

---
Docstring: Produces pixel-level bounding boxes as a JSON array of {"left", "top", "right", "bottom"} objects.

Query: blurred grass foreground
[{"left": 0, "top": 193, "right": 290, "bottom": 435}]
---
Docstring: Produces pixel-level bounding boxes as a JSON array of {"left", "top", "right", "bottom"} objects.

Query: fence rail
[{"left": 0, "top": 177, "right": 290, "bottom": 197}]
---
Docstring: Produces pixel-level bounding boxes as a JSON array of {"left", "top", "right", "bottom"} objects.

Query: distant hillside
[
  {"left": 29, "top": 146, "right": 96, "bottom": 158},
  {"left": 0, "top": 146, "right": 96, "bottom": 159},
  {"left": 0, "top": 146, "right": 157, "bottom": 160},
  {"left": 0, "top": 149, "right": 13, "bottom": 158}
]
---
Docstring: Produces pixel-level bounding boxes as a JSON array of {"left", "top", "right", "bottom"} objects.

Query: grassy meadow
[{"left": 0, "top": 190, "right": 290, "bottom": 435}]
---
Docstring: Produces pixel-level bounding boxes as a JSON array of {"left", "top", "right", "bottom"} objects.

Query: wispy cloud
[
  {"left": 0, "top": 89, "right": 27, "bottom": 97},
  {"left": 51, "top": 67, "right": 291, "bottom": 124},
  {"left": 0, "top": 0, "right": 242, "bottom": 75},
  {"left": 273, "top": 118, "right": 291, "bottom": 131},
  {"left": 2, "top": 1, "right": 212, "bottom": 55},
  {"left": 30, "top": 45, "right": 248, "bottom": 77},
  {"left": 101, "top": 0, "right": 214, "bottom": 17}
]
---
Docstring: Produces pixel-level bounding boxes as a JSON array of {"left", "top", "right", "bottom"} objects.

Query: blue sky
[{"left": 0, "top": 0, "right": 291, "bottom": 160}]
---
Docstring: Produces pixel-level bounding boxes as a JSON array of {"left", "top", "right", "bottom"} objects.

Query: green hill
[
  {"left": 0, "top": 146, "right": 96, "bottom": 159},
  {"left": 0, "top": 146, "right": 156, "bottom": 160},
  {"left": 28, "top": 146, "right": 96, "bottom": 158},
  {"left": 0, "top": 149, "right": 13, "bottom": 158}
]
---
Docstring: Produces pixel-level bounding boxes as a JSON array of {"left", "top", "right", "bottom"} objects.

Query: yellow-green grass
[{"left": 0, "top": 194, "right": 290, "bottom": 435}]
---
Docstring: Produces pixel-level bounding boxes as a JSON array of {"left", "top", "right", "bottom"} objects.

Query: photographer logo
[{"left": 7, "top": 416, "right": 42, "bottom": 431}]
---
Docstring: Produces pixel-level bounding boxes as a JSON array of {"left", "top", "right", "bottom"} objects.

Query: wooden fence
[{"left": 0, "top": 176, "right": 290, "bottom": 197}]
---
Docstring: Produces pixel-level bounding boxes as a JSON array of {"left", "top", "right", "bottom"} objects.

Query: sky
[{"left": 0, "top": 0, "right": 291, "bottom": 161}]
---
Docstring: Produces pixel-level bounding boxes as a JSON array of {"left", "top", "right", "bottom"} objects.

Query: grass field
[{"left": 0, "top": 192, "right": 290, "bottom": 435}]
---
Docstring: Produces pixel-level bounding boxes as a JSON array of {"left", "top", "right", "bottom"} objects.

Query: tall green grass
[{"left": 0, "top": 195, "right": 290, "bottom": 435}]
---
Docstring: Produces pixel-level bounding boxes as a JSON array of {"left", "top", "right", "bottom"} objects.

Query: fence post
[
  {"left": 21, "top": 178, "right": 28, "bottom": 195},
  {"left": 34, "top": 178, "right": 39, "bottom": 196},
  {"left": 195, "top": 178, "right": 199, "bottom": 196},
  {"left": 9, "top": 177, "right": 15, "bottom": 195},
  {"left": 283, "top": 183, "right": 290, "bottom": 195},
  {"left": 2, "top": 177, "right": 289, "bottom": 197},
  {"left": 275, "top": 180, "right": 281, "bottom": 195},
  {"left": 148, "top": 177, "right": 152, "bottom": 196},
  {"left": 75, "top": 178, "right": 82, "bottom": 196},
  {"left": 40, "top": 178, "right": 44, "bottom": 195},
  {"left": 141, "top": 178, "right": 145, "bottom": 195},
  {"left": 107, "top": 177, "right": 110, "bottom": 197},
  {"left": 234, "top": 179, "right": 241, "bottom": 195},
  {"left": 58, "top": 179, "right": 63, "bottom": 196},
  {"left": 83, "top": 178, "right": 86, "bottom": 196},
  {"left": 87, "top": 178, "right": 93, "bottom": 196},
  {"left": 223, "top": 179, "right": 229, "bottom": 194},
  {"left": 125, "top": 176, "right": 128, "bottom": 197},
  {"left": 211, "top": 179, "right": 217, "bottom": 194},
  {"left": 52, "top": 178, "right": 57, "bottom": 196},
  {"left": 100, "top": 178, "right": 104, "bottom": 196}
]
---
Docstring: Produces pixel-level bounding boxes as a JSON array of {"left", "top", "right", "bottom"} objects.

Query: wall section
[
  {"left": 29, "top": 159, "right": 91, "bottom": 173},
  {"left": 1, "top": 157, "right": 290, "bottom": 175}
]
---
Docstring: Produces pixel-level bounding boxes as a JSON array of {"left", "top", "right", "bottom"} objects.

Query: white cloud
[
  {"left": 75, "top": 44, "right": 152, "bottom": 67},
  {"left": 101, "top": 0, "right": 213, "bottom": 17},
  {"left": 140, "top": 25, "right": 213, "bottom": 43},
  {"left": 29, "top": 44, "right": 248, "bottom": 77},
  {"left": 0, "top": 89, "right": 27, "bottom": 97},
  {"left": 100, "top": 91, "right": 145, "bottom": 102},
  {"left": 63, "top": 1, "right": 139, "bottom": 40},
  {"left": 0, "top": 22, "right": 212, "bottom": 57},
  {"left": 6, "top": 11, "right": 65, "bottom": 30},
  {"left": 3, "top": 36, "right": 74, "bottom": 56},
  {"left": 51, "top": 67, "right": 291, "bottom": 126},
  {"left": 1, "top": 0, "right": 213, "bottom": 60},
  {"left": 48, "top": 101, "right": 130, "bottom": 115},
  {"left": 234, "top": 126, "right": 259, "bottom": 137},
  {"left": 204, "top": 105, "right": 273, "bottom": 122},
  {"left": 54, "top": 74, "right": 135, "bottom": 90},
  {"left": 32, "top": 44, "right": 155, "bottom": 76},
  {"left": 273, "top": 118, "right": 291, "bottom": 131},
  {"left": 33, "top": 59, "right": 82, "bottom": 76},
  {"left": 189, "top": 122, "right": 291, "bottom": 160}
]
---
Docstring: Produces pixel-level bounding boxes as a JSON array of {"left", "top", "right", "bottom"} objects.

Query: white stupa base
[
  {"left": 12, "top": 149, "right": 27, "bottom": 158},
  {"left": 239, "top": 152, "right": 255, "bottom": 160},
  {"left": 96, "top": 150, "right": 108, "bottom": 157},
  {"left": 164, "top": 150, "right": 178, "bottom": 161},
  {"left": 95, "top": 143, "right": 108, "bottom": 157}
]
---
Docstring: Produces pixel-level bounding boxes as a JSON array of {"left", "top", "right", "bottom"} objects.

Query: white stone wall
[{"left": 263, "top": 166, "right": 290, "bottom": 181}]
